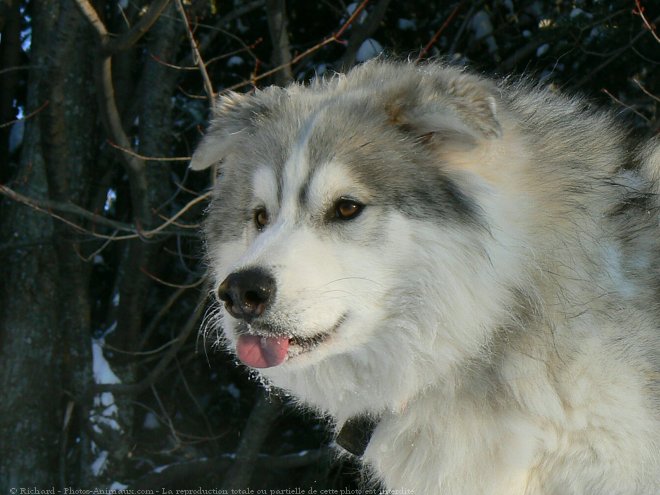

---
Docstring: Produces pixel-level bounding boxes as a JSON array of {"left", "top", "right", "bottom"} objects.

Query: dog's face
[{"left": 193, "top": 62, "right": 523, "bottom": 417}]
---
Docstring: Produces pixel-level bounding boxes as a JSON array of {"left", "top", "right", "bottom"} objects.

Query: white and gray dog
[{"left": 191, "top": 61, "right": 660, "bottom": 494}]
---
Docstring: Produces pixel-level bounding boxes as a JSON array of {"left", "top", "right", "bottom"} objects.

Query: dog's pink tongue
[{"left": 236, "top": 334, "right": 289, "bottom": 368}]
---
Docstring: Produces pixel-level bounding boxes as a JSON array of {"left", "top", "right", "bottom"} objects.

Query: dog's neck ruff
[{"left": 336, "top": 414, "right": 380, "bottom": 457}]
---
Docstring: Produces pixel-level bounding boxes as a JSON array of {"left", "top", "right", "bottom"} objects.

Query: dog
[{"left": 191, "top": 61, "right": 660, "bottom": 494}]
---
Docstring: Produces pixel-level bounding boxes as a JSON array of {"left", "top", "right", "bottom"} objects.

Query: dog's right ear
[
  {"left": 189, "top": 91, "right": 255, "bottom": 171},
  {"left": 384, "top": 71, "right": 502, "bottom": 148}
]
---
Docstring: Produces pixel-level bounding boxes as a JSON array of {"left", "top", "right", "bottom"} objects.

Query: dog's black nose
[{"left": 217, "top": 268, "right": 276, "bottom": 321}]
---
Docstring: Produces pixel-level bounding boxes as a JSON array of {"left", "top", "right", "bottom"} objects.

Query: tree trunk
[
  {"left": 39, "top": 0, "right": 98, "bottom": 486},
  {"left": 0, "top": 0, "right": 98, "bottom": 489},
  {"left": 0, "top": 0, "right": 62, "bottom": 485}
]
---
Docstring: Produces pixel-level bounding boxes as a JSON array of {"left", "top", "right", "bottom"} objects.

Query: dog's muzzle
[{"left": 217, "top": 267, "right": 290, "bottom": 368}]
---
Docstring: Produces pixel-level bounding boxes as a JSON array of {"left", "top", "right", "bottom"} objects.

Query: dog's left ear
[
  {"left": 386, "top": 69, "right": 501, "bottom": 145},
  {"left": 189, "top": 90, "right": 272, "bottom": 171}
]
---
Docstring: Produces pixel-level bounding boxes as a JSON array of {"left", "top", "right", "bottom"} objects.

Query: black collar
[{"left": 336, "top": 414, "right": 380, "bottom": 457}]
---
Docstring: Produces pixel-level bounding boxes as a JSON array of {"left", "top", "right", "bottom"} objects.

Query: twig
[
  {"left": 175, "top": 0, "right": 215, "bottom": 101},
  {"left": 176, "top": 84, "right": 209, "bottom": 100},
  {"left": 93, "top": 285, "right": 209, "bottom": 396},
  {"left": 73, "top": 232, "right": 119, "bottom": 262},
  {"left": 0, "top": 184, "right": 135, "bottom": 233},
  {"left": 223, "top": 393, "right": 283, "bottom": 490},
  {"left": 601, "top": 88, "right": 651, "bottom": 123},
  {"left": 335, "top": 0, "right": 371, "bottom": 40},
  {"left": 73, "top": 0, "right": 152, "bottom": 227},
  {"left": 633, "top": 77, "right": 660, "bottom": 103},
  {"left": 151, "top": 385, "right": 181, "bottom": 449},
  {"left": 0, "top": 100, "right": 49, "bottom": 129},
  {"left": 140, "top": 267, "right": 205, "bottom": 289},
  {"left": 633, "top": 0, "right": 660, "bottom": 43},
  {"left": 107, "top": 140, "right": 191, "bottom": 162},
  {"left": 221, "top": 0, "right": 371, "bottom": 92},
  {"left": 96, "top": 57, "right": 144, "bottom": 179},
  {"left": 73, "top": 0, "right": 108, "bottom": 39},
  {"left": 572, "top": 17, "right": 659, "bottom": 89},
  {"left": 155, "top": 211, "right": 200, "bottom": 228},
  {"left": 194, "top": 1, "right": 266, "bottom": 56},
  {"left": 0, "top": 184, "right": 209, "bottom": 240},
  {"left": 104, "top": 338, "right": 179, "bottom": 356},
  {"left": 150, "top": 52, "right": 199, "bottom": 70},
  {"left": 105, "top": 0, "right": 172, "bottom": 53},
  {"left": 175, "top": 357, "right": 220, "bottom": 453},
  {"left": 141, "top": 191, "right": 212, "bottom": 238},
  {"left": 59, "top": 400, "right": 75, "bottom": 489},
  {"left": 336, "top": 0, "right": 391, "bottom": 71},
  {"left": 448, "top": 2, "right": 479, "bottom": 57},
  {"left": 138, "top": 286, "right": 190, "bottom": 350},
  {"left": 416, "top": 1, "right": 466, "bottom": 62},
  {"left": 0, "top": 64, "right": 36, "bottom": 76}
]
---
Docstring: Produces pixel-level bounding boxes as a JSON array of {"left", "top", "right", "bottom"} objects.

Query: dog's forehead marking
[
  {"left": 254, "top": 100, "right": 363, "bottom": 216},
  {"left": 279, "top": 104, "right": 330, "bottom": 214}
]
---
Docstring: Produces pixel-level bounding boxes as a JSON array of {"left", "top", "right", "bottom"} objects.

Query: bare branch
[
  {"left": 0, "top": 64, "right": 36, "bottom": 76},
  {"left": 74, "top": 0, "right": 154, "bottom": 228},
  {"left": 336, "top": 0, "right": 391, "bottom": 71},
  {"left": 174, "top": 7, "right": 266, "bottom": 82},
  {"left": 141, "top": 191, "right": 212, "bottom": 238},
  {"left": 223, "top": 393, "right": 283, "bottom": 490},
  {"left": 96, "top": 58, "right": 144, "bottom": 177},
  {"left": 196, "top": 0, "right": 266, "bottom": 55},
  {"left": 0, "top": 184, "right": 209, "bottom": 240},
  {"left": 107, "top": 140, "right": 191, "bottom": 162},
  {"left": 93, "top": 286, "right": 209, "bottom": 396},
  {"left": 416, "top": 1, "right": 466, "bottom": 62},
  {"left": 222, "top": 0, "right": 371, "bottom": 92},
  {"left": 633, "top": 0, "right": 660, "bottom": 43},
  {"left": 0, "top": 100, "right": 49, "bottom": 129},
  {"left": 140, "top": 267, "right": 205, "bottom": 289},
  {"left": 572, "top": 17, "right": 660, "bottom": 89},
  {"left": 155, "top": 212, "right": 200, "bottom": 229},
  {"left": 72, "top": 0, "right": 108, "bottom": 40},
  {"left": 633, "top": 78, "right": 660, "bottom": 104},
  {"left": 138, "top": 286, "right": 191, "bottom": 350},
  {"left": 0, "top": 184, "right": 135, "bottom": 234},
  {"left": 448, "top": 2, "right": 480, "bottom": 57},
  {"left": 105, "top": 0, "right": 172, "bottom": 53},
  {"left": 175, "top": 0, "right": 215, "bottom": 101},
  {"left": 93, "top": 54, "right": 153, "bottom": 233},
  {"left": 601, "top": 88, "right": 651, "bottom": 123},
  {"left": 334, "top": 0, "right": 371, "bottom": 40}
]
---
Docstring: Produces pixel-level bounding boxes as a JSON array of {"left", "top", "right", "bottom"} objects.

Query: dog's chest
[{"left": 361, "top": 401, "right": 544, "bottom": 495}]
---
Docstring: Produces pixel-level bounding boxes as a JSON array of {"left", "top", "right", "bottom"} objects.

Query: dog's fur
[{"left": 192, "top": 61, "right": 660, "bottom": 494}]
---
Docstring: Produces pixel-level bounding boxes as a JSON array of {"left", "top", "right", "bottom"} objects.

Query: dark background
[{"left": 0, "top": 0, "right": 658, "bottom": 491}]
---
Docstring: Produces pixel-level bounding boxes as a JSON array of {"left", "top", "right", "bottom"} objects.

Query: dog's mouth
[{"left": 234, "top": 315, "right": 346, "bottom": 369}]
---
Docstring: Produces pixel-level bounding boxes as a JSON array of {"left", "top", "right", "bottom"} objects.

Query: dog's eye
[
  {"left": 254, "top": 208, "right": 269, "bottom": 230},
  {"left": 334, "top": 199, "right": 364, "bottom": 221}
]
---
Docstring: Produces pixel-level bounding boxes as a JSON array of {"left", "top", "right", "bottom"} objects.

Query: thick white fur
[{"left": 197, "top": 62, "right": 660, "bottom": 494}]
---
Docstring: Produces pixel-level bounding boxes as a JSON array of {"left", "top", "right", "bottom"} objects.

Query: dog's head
[{"left": 193, "top": 61, "right": 525, "bottom": 418}]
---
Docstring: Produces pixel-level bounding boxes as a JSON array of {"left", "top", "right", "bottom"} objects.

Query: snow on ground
[
  {"left": 90, "top": 333, "right": 123, "bottom": 475},
  {"left": 356, "top": 39, "right": 384, "bottom": 63}
]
